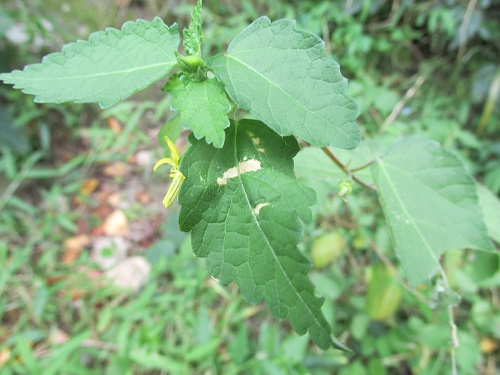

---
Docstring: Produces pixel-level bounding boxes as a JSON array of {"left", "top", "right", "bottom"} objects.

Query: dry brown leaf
[
  {"left": 62, "top": 234, "right": 90, "bottom": 265},
  {"left": 106, "top": 116, "right": 122, "bottom": 133},
  {"left": 136, "top": 191, "right": 151, "bottom": 204},
  {"left": 80, "top": 178, "right": 99, "bottom": 195},
  {"left": 107, "top": 193, "right": 121, "bottom": 207},
  {"left": 102, "top": 210, "right": 129, "bottom": 236},
  {"left": 102, "top": 162, "right": 129, "bottom": 177}
]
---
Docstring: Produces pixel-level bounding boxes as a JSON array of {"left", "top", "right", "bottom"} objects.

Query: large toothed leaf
[
  {"left": 169, "top": 77, "right": 231, "bottom": 148},
  {"left": 0, "top": 18, "right": 180, "bottom": 108},
  {"left": 178, "top": 119, "right": 346, "bottom": 350},
  {"left": 371, "top": 137, "right": 494, "bottom": 286},
  {"left": 207, "top": 17, "right": 360, "bottom": 150}
]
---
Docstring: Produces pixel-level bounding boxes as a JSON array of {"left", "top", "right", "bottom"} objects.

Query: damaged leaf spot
[
  {"left": 217, "top": 159, "right": 262, "bottom": 185},
  {"left": 253, "top": 202, "right": 270, "bottom": 214},
  {"left": 252, "top": 137, "right": 266, "bottom": 153}
]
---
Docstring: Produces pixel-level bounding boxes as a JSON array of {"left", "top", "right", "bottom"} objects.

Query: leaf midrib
[
  {"left": 225, "top": 55, "right": 352, "bottom": 144},
  {"left": 6, "top": 61, "right": 176, "bottom": 83},
  {"left": 232, "top": 123, "right": 328, "bottom": 340},
  {"left": 376, "top": 159, "right": 441, "bottom": 273}
]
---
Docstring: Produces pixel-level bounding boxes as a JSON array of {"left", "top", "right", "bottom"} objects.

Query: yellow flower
[{"left": 153, "top": 135, "right": 185, "bottom": 208}]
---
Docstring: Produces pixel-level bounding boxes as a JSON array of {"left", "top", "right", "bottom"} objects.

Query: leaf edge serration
[
  {"left": 207, "top": 16, "right": 361, "bottom": 150},
  {"left": 178, "top": 120, "right": 351, "bottom": 351},
  {"left": 0, "top": 17, "right": 180, "bottom": 108}
]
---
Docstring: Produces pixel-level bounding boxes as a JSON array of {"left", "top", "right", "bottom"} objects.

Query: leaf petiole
[{"left": 321, "top": 147, "right": 377, "bottom": 192}]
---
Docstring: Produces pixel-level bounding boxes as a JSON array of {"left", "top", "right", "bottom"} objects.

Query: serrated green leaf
[
  {"left": 183, "top": 0, "right": 203, "bottom": 56},
  {"left": 207, "top": 17, "right": 360, "bottom": 150},
  {"left": 178, "top": 119, "right": 346, "bottom": 350},
  {"left": 169, "top": 77, "right": 230, "bottom": 148},
  {"left": 0, "top": 18, "right": 180, "bottom": 108},
  {"left": 477, "top": 184, "right": 500, "bottom": 243},
  {"left": 371, "top": 136, "right": 494, "bottom": 286}
]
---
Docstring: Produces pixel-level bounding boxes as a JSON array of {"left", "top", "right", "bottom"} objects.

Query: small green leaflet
[
  {"left": 0, "top": 18, "right": 180, "bottom": 108},
  {"left": 178, "top": 120, "right": 347, "bottom": 350},
  {"left": 169, "top": 77, "right": 230, "bottom": 148},
  {"left": 371, "top": 136, "right": 494, "bottom": 286},
  {"left": 183, "top": 0, "right": 203, "bottom": 56},
  {"left": 207, "top": 17, "right": 361, "bottom": 150}
]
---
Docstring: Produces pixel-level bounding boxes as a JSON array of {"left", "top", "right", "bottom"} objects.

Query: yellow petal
[
  {"left": 153, "top": 157, "right": 177, "bottom": 171},
  {"left": 164, "top": 136, "right": 180, "bottom": 164},
  {"left": 162, "top": 171, "right": 185, "bottom": 208}
]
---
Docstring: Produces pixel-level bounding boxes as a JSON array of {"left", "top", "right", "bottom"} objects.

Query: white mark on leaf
[
  {"left": 216, "top": 159, "right": 262, "bottom": 185},
  {"left": 253, "top": 202, "right": 270, "bottom": 214},
  {"left": 251, "top": 136, "right": 265, "bottom": 153}
]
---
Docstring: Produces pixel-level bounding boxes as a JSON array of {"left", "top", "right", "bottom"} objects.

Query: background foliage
[{"left": 0, "top": 0, "right": 499, "bottom": 374}]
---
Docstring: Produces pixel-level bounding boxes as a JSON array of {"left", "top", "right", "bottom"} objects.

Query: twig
[
  {"left": 457, "top": 0, "right": 478, "bottom": 62},
  {"left": 437, "top": 267, "right": 459, "bottom": 375},
  {"left": 321, "top": 147, "right": 377, "bottom": 191},
  {"left": 448, "top": 304, "right": 459, "bottom": 375},
  {"left": 351, "top": 160, "right": 375, "bottom": 172},
  {"left": 379, "top": 75, "right": 426, "bottom": 133}
]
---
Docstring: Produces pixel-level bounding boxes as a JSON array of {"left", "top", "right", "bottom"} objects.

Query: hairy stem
[{"left": 321, "top": 147, "right": 377, "bottom": 191}]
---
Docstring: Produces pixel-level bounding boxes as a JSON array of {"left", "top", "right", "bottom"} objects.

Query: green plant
[{"left": 0, "top": 0, "right": 496, "bottom": 361}]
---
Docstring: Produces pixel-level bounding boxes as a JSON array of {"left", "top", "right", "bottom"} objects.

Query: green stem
[
  {"left": 321, "top": 147, "right": 377, "bottom": 191},
  {"left": 351, "top": 159, "right": 375, "bottom": 172}
]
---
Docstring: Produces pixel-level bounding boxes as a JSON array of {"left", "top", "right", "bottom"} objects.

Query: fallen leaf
[
  {"left": 80, "top": 178, "right": 99, "bottom": 195},
  {"left": 62, "top": 234, "right": 90, "bottom": 265},
  {"left": 105, "top": 256, "right": 151, "bottom": 293},
  {"left": 106, "top": 116, "right": 122, "bottom": 133},
  {"left": 95, "top": 204, "right": 113, "bottom": 221},
  {"left": 136, "top": 191, "right": 151, "bottom": 204},
  {"left": 102, "top": 162, "right": 129, "bottom": 177},
  {"left": 92, "top": 236, "right": 130, "bottom": 270},
  {"left": 107, "top": 193, "right": 121, "bottom": 207},
  {"left": 102, "top": 210, "right": 129, "bottom": 236},
  {"left": 94, "top": 190, "right": 112, "bottom": 204}
]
